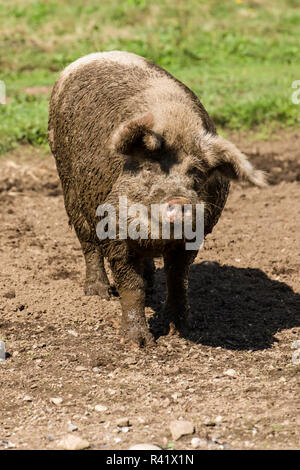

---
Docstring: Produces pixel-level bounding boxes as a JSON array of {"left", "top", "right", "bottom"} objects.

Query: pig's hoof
[
  {"left": 84, "top": 281, "right": 111, "bottom": 300},
  {"left": 168, "top": 321, "right": 181, "bottom": 336},
  {"left": 164, "top": 304, "right": 189, "bottom": 335},
  {"left": 120, "top": 327, "right": 155, "bottom": 348}
]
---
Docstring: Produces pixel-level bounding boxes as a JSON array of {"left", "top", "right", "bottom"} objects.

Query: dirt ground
[{"left": 0, "top": 130, "right": 299, "bottom": 450}]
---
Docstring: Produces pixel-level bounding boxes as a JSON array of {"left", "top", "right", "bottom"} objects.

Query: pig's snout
[{"left": 164, "top": 197, "right": 192, "bottom": 223}]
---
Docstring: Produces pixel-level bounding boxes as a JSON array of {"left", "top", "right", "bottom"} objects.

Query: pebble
[
  {"left": 0, "top": 341, "right": 5, "bottom": 363},
  {"left": 137, "top": 417, "right": 148, "bottom": 425},
  {"left": 292, "top": 350, "right": 300, "bottom": 365},
  {"left": 201, "top": 261, "right": 218, "bottom": 267},
  {"left": 58, "top": 434, "right": 90, "bottom": 450},
  {"left": 67, "top": 330, "right": 78, "bottom": 337},
  {"left": 50, "top": 397, "right": 63, "bottom": 405},
  {"left": 224, "top": 368, "right": 237, "bottom": 377},
  {"left": 120, "top": 427, "right": 130, "bottom": 433},
  {"left": 211, "top": 433, "right": 220, "bottom": 443},
  {"left": 75, "top": 366, "right": 87, "bottom": 372},
  {"left": 0, "top": 441, "right": 16, "bottom": 449},
  {"left": 169, "top": 420, "right": 194, "bottom": 441},
  {"left": 291, "top": 340, "right": 300, "bottom": 349},
  {"left": 215, "top": 415, "right": 223, "bottom": 424},
  {"left": 117, "top": 417, "right": 130, "bottom": 427},
  {"left": 191, "top": 437, "right": 205, "bottom": 448},
  {"left": 68, "top": 423, "right": 78, "bottom": 432},
  {"left": 95, "top": 404, "right": 108, "bottom": 412},
  {"left": 129, "top": 444, "right": 161, "bottom": 450},
  {"left": 23, "top": 395, "right": 32, "bottom": 402}
]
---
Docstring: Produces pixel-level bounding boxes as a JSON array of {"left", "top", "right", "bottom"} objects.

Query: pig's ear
[
  {"left": 112, "top": 112, "right": 162, "bottom": 154},
  {"left": 200, "top": 133, "right": 267, "bottom": 187}
]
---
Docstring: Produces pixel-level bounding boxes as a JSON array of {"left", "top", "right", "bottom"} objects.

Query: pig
[{"left": 48, "top": 51, "right": 266, "bottom": 347}]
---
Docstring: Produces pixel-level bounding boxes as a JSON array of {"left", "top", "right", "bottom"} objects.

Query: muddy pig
[{"left": 48, "top": 51, "right": 266, "bottom": 347}]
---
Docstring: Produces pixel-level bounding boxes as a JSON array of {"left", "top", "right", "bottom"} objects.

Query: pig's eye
[{"left": 187, "top": 167, "right": 205, "bottom": 181}]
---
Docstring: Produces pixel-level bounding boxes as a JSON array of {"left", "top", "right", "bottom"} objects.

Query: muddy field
[{"left": 0, "top": 132, "right": 299, "bottom": 450}]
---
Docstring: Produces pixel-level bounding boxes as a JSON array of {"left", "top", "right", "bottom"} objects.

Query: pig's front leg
[
  {"left": 109, "top": 253, "right": 155, "bottom": 347},
  {"left": 163, "top": 249, "right": 197, "bottom": 334}
]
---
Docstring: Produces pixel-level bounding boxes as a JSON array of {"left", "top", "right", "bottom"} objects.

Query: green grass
[{"left": 0, "top": 0, "right": 300, "bottom": 154}]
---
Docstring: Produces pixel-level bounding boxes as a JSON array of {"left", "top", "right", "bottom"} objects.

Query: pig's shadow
[{"left": 148, "top": 262, "right": 300, "bottom": 351}]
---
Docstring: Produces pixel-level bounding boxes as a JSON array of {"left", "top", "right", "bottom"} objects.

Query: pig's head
[{"left": 108, "top": 112, "right": 266, "bottom": 247}]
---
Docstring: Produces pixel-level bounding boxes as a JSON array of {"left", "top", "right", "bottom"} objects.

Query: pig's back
[{"left": 49, "top": 51, "right": 215, "bottom": 156}]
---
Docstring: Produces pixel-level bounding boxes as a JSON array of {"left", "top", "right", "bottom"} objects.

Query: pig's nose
[{"left": 165, "top": 197, "right": 191, "bottom": 223}]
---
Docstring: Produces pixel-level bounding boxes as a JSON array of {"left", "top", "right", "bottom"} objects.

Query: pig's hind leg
[{"left": 143, "top": 258, "right": 155, "bottom": 299}]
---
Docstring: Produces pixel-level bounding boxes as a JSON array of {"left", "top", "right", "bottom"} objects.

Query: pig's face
[{"left": 107, "top": 113, "right": 266, "bottom": 246}]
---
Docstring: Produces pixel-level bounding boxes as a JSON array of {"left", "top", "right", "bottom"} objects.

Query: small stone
[
  {"left": 51, "top": 397, "right": 63, "bottom": 405},
  {"left": 6, "top": 442, "right": 16, "bottom": 448},
  {"left": 129, "top": 444, "right": 161, "bottom": 450},
  {"left": 292, "top": 350, "right": 300, "bottom": 365},
  {"left": 58, "top": 434, "right": 90, "bottom": 450},
  {"left": 75, "top": 366, "right": 87, "bottom": 372},
  {"left": 291, "top": 340, "right": 300, "bottom": 349},
  {"left": 201, "top": 261, "right": 218, "bottom": 267},
  {"left": 92, "top": 367, "right": 99, "bottom": 372},
  {"left": 23, "top": 395, "right": 32, "bottom": 402},
  {"left": 95, "top": 404, "right": 107, "bottom": 412},
  {"left": 68, "top": 423, "right": 78, "bottom": 432},
  {"left": 120, "top": 427, "right": 130, "bottom": 433},
  {"left": 224, "top": 368, "right": 237, "bottom": 377},
  {"left": 137, "top": 417, "right": 148, "bottom": 425},
  {"left": 116, "top": 417, "right": 130, "bottom": 427},
  {"left": 67, "top": 330, "right": 78, "bottom": 337},
  {"left": 191, "top": 437, "right": 205, "bottom": 448},
  {"left": 169, "top": 420, "right": 194, "bottom": 441},
  {"left": 215, "top": 415, "right": 223, "bottom": 423},
  {"left": 0, "top": 341, "right": 6, "bottom": 363}
]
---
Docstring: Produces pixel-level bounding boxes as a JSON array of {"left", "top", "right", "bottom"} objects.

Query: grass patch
[{"left": 0, "top": 0, "right": 299, "bottom": 153}]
